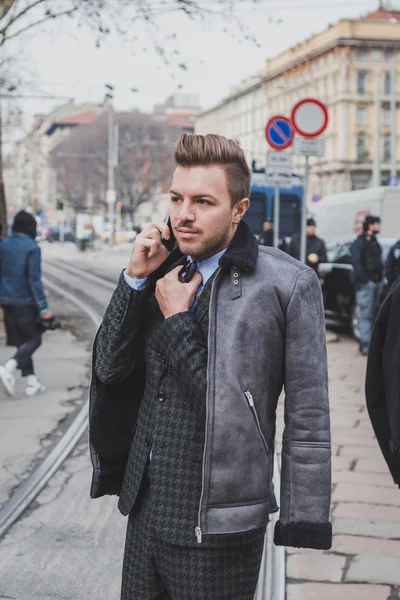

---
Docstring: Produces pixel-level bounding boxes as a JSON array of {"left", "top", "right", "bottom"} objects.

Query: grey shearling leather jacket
[{"left": 89, "top": 221, "right": 332, "bottom": 550}]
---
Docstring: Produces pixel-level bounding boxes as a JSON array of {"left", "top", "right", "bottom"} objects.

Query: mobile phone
[{"left": 161, "top": 213, "right": 176, "bottom": 252}]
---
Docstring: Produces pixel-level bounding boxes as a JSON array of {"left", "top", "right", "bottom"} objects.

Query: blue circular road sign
[{"left": 265, "top": 116, "right": 294, "bottom": 150}]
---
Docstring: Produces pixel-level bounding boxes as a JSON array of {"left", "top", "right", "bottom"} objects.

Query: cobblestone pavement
[{"left": 283, "top": 334, "right": 400, "bottom": 600}]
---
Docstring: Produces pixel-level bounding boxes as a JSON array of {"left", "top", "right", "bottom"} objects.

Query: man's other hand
[
  {"left": 40, "top": 310, "right": 53, "bottom": 320},
  {"left": 155, "top": 266, "right": 202, "bottom": 319},
  {"left": 125, "top": 221, "right": 172, "bottom": 279}
]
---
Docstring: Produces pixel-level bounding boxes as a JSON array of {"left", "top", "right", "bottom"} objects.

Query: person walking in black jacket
[
  {"left": 350, "top": 216, "right": 383, "bottom": 356},
  {"left": 89, "top": 134, "right": 331, "bottom": 600},
  {"left": 288, "top": 218, "right": 327, "bottom": 271}
]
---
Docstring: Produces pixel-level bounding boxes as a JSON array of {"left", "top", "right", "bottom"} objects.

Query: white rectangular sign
[
  {"left": 266, "top": 151, "right": 292, "bottom": 186},
  {"left": 292, "top": 137, "right": 325, "bottom": 157}
]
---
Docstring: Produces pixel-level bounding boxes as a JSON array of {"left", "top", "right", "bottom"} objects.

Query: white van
[{"left": 311, "top": 187, "right": 400, "bottom": 244}]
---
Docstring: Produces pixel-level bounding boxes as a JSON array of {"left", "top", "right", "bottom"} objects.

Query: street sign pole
[
  {"left": 60, "top": 213, "right": 65, "bottom": 246},
  {"left": 300, "top": 155, "right": 310, "bottom": 264},
  {"left": 274, "top": 183, "right": 280, "bottom": 249}
]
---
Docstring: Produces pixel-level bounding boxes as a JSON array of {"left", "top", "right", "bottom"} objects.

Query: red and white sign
[
  {"left": 291, "top": 99, "right": 328, "bottom": 139},
  {"left": 265, "top": 115, "right": 294, "bottom": 150},
  {"left": 354, "top": 210, "right": 371, "bottom": 234}
]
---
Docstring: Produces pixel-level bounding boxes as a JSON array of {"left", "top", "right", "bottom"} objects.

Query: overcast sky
[{"left": 2, "top": 0, "right": 388, "bottom": 141}]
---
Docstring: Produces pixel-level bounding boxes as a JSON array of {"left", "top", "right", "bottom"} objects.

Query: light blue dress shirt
[{"left": 123, "top": 249, "right": 226, "bottom": 310}]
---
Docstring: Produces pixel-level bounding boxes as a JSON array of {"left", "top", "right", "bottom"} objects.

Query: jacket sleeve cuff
[
  {"left": 90, "top": 463, "right": 125, "bottom": 498},
  {"left": 274, "top": 520, "right": 332, "bottom": 550}
]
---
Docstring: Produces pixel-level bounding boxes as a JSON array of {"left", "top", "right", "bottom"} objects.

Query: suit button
[
  {"left": 158, "top": 393, "right": 166, "bottom": 402},
  {"left": 144, "top": 438, "right": 151, "bottom": 448}
]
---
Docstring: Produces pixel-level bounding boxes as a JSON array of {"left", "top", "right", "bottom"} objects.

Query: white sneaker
[
  {"left": 25, "top": 376, "right": 46, "bottom": 397},
  {"left": 0, "top": 366, "right": 15, "bottom": 397}
]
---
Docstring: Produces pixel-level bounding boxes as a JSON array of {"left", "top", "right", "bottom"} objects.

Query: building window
[
  {"left": 383, "top": 134, "right": 391, "bottom": 162},
  {"left": 384, "top": 71, "right": 392, "bottom": 94},
  {"left": 358, "top": 48, "right": 367, "bottom": 61},
  {"left": 357, "top": 71, "right": 367, "bottom": 94},
  {"left": 356, "top": 133, "right": 368, "bottom": 160},
  {"left": 386, "top": 49, "right": 394, "bottom": 62},
  {"left": 356, "top": 106, "right": 367, "bottom": 125},
  {"left": 384, "top": 107, "right": 391, "bottom": 126},
  {"left": 371, "top": 49, "right": 382, "bottom": 61}
]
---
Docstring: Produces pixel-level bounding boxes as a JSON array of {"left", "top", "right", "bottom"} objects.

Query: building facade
[
  {"left": 4, "top": 103, "right": 100, "bottom": 215},
  {"left": 196, "top": 8, "right": 400, "bottom": 201},
  {"left": 195, "top": 75, "right": 268, "bottom": 170}
]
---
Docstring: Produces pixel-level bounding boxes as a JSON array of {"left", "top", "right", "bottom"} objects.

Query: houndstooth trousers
[{"left": 120, "top": 468, "right": 265, "bottom": 600}]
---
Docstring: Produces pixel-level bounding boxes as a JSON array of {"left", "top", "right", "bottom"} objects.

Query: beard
[{"left": 175, "top": 216, "right": 233, "bottom": 261}]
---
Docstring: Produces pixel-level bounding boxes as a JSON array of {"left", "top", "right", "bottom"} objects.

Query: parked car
[
  {"left": 41, "top": 226, "right": 76, "bottom": 243},
  {"left": 318, "top": 237, "right": 397, "bottom": 339}
]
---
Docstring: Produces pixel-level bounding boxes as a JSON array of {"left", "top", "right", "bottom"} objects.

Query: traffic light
[{"left": 57, "top": 198, "right": 65, "bottom": 211}]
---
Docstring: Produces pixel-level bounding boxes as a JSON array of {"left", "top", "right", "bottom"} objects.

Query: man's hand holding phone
[{"left": 125, "top": 221, "right": 173, "bottom": 279}]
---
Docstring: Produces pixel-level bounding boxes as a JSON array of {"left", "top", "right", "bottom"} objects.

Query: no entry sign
[
  {"left": 291, "top": 99, "right": 328, "bottom": 139},
  {"left": 265, "top": 116, "right": 294, "bottom": 150}
]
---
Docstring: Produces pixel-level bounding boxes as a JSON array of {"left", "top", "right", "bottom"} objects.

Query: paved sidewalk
[
  {"left": 0, "top": 319, "right": 90, "bottom": 509},
  {"left": 283, "top": 335, "right": 400, "bottom": 600}
]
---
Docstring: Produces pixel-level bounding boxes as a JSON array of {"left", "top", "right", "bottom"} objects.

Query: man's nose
[{"left": 178, "top": 201, "right": 195, "bottom": 222}]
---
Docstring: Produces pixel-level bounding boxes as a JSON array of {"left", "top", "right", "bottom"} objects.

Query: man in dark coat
[
  {"left": 258, "top": 219, "right": 286, "bottom": 252},
  {"left": 288, "top": 218, "right": 327, "bottom": 271},
  {"left": 90, "top": 134, "right": 332, "bottom": 600},
  {"left": 366, "top": 277, "right": 400, "bottom": 487},
  {"left": 385, "top": 239, "right": 400, "bottom": 291},
  {"left": 350, "top": 215, "right": 383, "bottom": 356}
]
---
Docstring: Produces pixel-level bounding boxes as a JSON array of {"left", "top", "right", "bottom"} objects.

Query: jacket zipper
[
  {"left": 196, "top": 268, "right": 221, "bottom": 545},
  {"left": 244, "top": 390, "right": 269, "bottom": 456}
]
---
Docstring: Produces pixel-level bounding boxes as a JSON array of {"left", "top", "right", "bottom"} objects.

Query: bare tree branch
[
  {"left": 1, "top": 6, "right": 78, "bottom": 45},
  {"left": 1, "top": 0, "right": 47, "bottom": 35}
]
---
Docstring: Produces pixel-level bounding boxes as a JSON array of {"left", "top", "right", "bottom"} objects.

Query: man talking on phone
[{"left": 90, "top": 134, "right": 332, "bottom": 600}]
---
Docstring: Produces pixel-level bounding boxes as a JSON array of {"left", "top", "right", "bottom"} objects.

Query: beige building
[
  {"left": 196, "top": 7, "right": 400, "bottom": 200},
  {"left": 195, "top": 74, "right": 268, "bottom": 170}
]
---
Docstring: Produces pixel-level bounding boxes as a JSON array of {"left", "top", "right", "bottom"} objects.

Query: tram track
[
  {"left": 0, "top": 274, "right": 103, "bottom": 539},
  {"left": 0, "top": 257, "right": 285, "bottom": 599}
]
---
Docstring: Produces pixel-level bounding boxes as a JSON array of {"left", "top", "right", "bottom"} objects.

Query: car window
[
  {"left": 326, "top": 243, "right": 352, "bottom": 264},
  {"left": 326, "top": 244, "right": 340, "bottom": 263},
  {"left": 335, "top": 243, "right": 352, "bottom": 264}
]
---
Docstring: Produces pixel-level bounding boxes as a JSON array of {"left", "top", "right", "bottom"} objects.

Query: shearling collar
[
  {"left": 219, "top": 220, "right": 258, "bottom": 272},
  {"left": 154, "top": 219, "right": 258, "bottom": 279}
]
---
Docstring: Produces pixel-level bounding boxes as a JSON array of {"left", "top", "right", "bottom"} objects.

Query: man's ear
[{"left": 233, "top": 198, "right": 250, "bottom": 224}]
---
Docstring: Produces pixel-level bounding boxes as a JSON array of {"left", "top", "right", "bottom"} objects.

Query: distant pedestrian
[
  {"left": 257, "top": 219, "right": 286, "bottom": 251},
  {"left": 366, "top": 277, "right": 400, "bottom": 487},
  {"left": 385, "top": 239, "right": 400, "bottom": 291},
  {"left": 0, "top": 210, "right": 53, "bottom": 397},
  {"left": 350, "top": 215, "right": 384, "bottom": 357},
  {"left": 258, "top": 219, "right": 274, "bottom": 246},
  {"left": 289, "top": 218, "right": 327, "bottom": 271}
]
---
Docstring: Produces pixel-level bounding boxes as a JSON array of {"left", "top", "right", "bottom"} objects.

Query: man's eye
[
  {"left": 171, "top": 196, "right": 180, "bottom": 202},
  {"left": 197, "top": 199, "right": 210, "bottom": 205}
]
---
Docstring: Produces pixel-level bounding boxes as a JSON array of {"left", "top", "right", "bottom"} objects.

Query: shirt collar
[{"left": 188, "top": 249, "right": 226, "bottom": 288}]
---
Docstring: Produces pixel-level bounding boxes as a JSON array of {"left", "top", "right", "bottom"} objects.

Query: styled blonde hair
[{"left": 174, "top": 133, "right": 250, "bottom": 206}]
